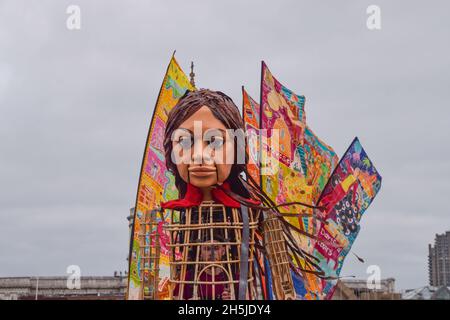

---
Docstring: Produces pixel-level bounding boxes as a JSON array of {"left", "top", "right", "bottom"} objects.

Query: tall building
[{"left": 428, "top": 231, "right": 450, "bottom": 286}]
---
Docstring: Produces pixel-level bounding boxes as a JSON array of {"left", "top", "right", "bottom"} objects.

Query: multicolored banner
[
  {"left": 313, "top": 137, "right": 382, "bottom": 299},
  {"left": 127, "top": 55, "right": 194, "bottom": 300},
  {"left": 256, "top": 62, "right": 381, "bottom": 299},
  {"left": 259, "top": 61, "right": 337, "bottom": 210},
  {"left": 258, "top": 61, "right": 338, "bottom": 299}
]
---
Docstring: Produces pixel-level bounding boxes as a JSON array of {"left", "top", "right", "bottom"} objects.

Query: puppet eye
[{"left": 178, "top": 136, "right": 192, "bottom": 149}]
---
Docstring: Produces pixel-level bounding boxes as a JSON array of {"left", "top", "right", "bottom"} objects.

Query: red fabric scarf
[{"left": 161, "top": 182, "right": 259, "bottom": 209}]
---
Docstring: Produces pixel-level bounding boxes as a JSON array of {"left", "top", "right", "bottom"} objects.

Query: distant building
[
  {"left": 403, "top": 286, "right": 450, "bottom": 300},
  {"left": 0, "top": 275, "right": 126, "bottom": 300},
  {"left": 428, "top": 231, "right": 450, "bottom": 287},
  {"left": 332, "top": 278, "right": 401, "bottom": 300},
  {"left": 332, "top": 281, "right": 357, "bottom": 300}
]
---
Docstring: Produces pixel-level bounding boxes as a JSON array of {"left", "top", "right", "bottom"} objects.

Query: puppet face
[
  {"left": 171, "top": 106, "right": 234, "bottom": 194},
  {"left": 200, "top": 241, "right": 226, "bottom": 263}
]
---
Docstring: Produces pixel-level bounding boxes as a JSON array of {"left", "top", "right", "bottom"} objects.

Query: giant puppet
[{"left": 126, "top": 54, "right": 382, "bottom": 300}]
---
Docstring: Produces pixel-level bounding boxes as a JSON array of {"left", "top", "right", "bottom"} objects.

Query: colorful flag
[
  {"left": 127, "top": 54, "right": 194, "bottom": 300},
  {"left": 259, "top": 61, "right": 337, "bottom": 212},
  {"left": 313, "top": 137, "right": 382, "bottom": 299},
  {"left": 258, "top": 62, "right": 338, "bottom": 299}
]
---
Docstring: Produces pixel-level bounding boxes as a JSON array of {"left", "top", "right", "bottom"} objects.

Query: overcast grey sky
[{"left": 1, "top": 0, "right": 449, "bottom": 291}]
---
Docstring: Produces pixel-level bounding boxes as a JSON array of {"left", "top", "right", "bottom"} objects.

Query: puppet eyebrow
[
  {"left": 205, "top": 128, "right": 227, "bottom": 135},
  {"left": 176, "top": 128, "right": 194, "bottom": 136},
  {"left": 178, "top": 128, "right": 227, "bottom": 136}
]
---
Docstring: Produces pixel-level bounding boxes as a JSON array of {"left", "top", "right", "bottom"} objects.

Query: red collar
[{"left": 161, "top": 182, "right": 259, "bottom": 209}]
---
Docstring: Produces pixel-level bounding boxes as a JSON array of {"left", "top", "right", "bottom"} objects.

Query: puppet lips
[
  {"left": 188, "top": 166, "right": 216, "bottom": 172},
  {"left": 188, "top": 166, "right": 216, "bottom": 177},
  {"left": 191, "top": 172, "right": 215, "bottom": 177}
]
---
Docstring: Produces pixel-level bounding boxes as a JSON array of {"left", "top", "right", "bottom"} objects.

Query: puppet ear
[{"left": 127, "top": 54, "right": 195, "bottom": 300}]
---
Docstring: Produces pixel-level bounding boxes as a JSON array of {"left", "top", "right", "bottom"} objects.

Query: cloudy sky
[{"left": 1, "top": 0, "right": 449, "bottom": 291}]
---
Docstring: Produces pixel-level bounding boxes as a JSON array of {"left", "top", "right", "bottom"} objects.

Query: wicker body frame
[
  {"left": 164, "top": 201, "right": 261, "bottom": 300},
  {"left": 137, "top": 208, "right": 161, "bottom": 300},
  {"left": 262, "top": 212, "right": 296, "bottom": 300}
]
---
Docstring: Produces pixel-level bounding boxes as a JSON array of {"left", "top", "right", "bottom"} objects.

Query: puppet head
[{"left": 164, "top": 89, "right": 249, "bottom": 200}]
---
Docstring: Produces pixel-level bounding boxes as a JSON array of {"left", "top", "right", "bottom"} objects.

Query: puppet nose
[{"left": 191, "top": 141, "right": 213, "bottom": 165}]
